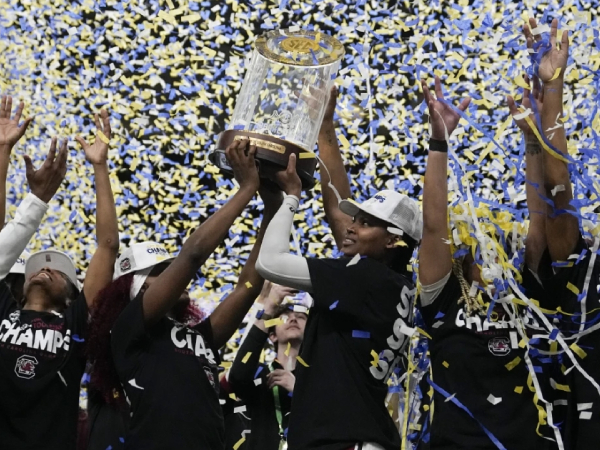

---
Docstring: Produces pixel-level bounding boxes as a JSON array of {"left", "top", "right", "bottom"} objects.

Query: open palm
[
  {"left": 421, "top": 76, "right": 471, "bottom": 140},
  {"left": 75, "top": 109, "right": 111, "bottom": 165},
  {"left": 526, "top": 18, "right": 569, "bottom": 83},
  {"left": 0, "top": 96, "right": 32, "bottom": 148}
]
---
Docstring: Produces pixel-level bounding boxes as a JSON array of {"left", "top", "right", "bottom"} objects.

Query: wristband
[{"left": 429, "top": 139, "right": 448, "bottom": 153}]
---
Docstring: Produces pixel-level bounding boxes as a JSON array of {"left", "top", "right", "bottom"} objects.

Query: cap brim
[
  {"left": 338, "top": 199, "right": 361, "bottom": 217},
  {"left": 25, "top": 251, "right": 79, "bottom": 288}
]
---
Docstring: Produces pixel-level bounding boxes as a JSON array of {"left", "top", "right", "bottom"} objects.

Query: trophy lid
[{"left": 255, "top": 29, "right": 344, "bottom": 67}]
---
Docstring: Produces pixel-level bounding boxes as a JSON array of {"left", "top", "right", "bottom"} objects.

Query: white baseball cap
[
  {"left": 9, "top": 250, "right": 30, "bottom": 275},
  {"left": 339, "top": 190, "right": 423, "bottom": 241},
  {"left": 25, "top": 249, "right": 79, "bottom": 288},
  {"left": 114, "top": 242, "right": 175, "bottom": 280}
]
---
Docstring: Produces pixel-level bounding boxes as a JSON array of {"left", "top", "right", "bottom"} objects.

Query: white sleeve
[
  {"left": 419, "top": 271, "right": 452, "bottom": 307},
  {"left": 0, "top": 193, "right": 48, "bottom": 280},
  {"left": 256, "top": 195, "right": 313, "bottom": 293}
]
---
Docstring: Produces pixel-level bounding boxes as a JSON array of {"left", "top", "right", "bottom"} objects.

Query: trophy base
[{"left": 209, "top": 130, "right": 317, "bottom": 189}]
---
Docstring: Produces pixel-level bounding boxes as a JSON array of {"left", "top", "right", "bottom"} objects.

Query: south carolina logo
[
  {"left": 15, "top": 355, "right": 38, "bottom": 379},
  {"left": 488, "top": 337, "right": 511, "bottom": 356},
  {"left": 120, "top": 258, "right": 131, "bottom": 272}
]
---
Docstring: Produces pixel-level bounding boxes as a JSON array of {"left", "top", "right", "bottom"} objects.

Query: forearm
[
  {"left": 542, "top": 83, "right": 571, "bottom": 194},
  {"left": 0, "top": 158, "right": 8, "bottom": 229},
  {"left": 317, "top": 122, "right": 352, "bottom": 247},
  {"left": 256, "top": 196, "right": 313, "bottom": 292},
  {"left": 229, "top": 325, "right": 269, "bottom": 386},
  {"left": 524, "top": 137, "right": 547, "bottom": 271},
  {"left": 0, "top": 193, "right": 47, "bottom": 280},
  {"left": 142, "top": 187, "right": 255, "bottom": 326},
  {"left": 93, "top": 164, "right": 119, "bottom": 250},
  {"left": 419, "top": 149, "right": 451, "bottom": 286},
  {"left": 209, "top": 205, "right": 277, "bottom": 348}
]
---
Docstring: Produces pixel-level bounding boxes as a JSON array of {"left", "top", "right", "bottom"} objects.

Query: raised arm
[
  {"left": 0, "top": 95, "right": 33, "bottom": 228},
  {"left": 530, "top": 18, "right": 576, "bottom": 261},
  {"left": 418, "top": 76, "right": 470, "bottom": 287},
  {"left": 507, "top": 73, "right": 547, "bottom": 272},
  {"left": 141, "top": 139, "right": 259, "bottom": 327},
  {"left": 256, "top": 155, "right": 313, "bottom": 292},
  {"left": 317, "top": 86, "right": 352, "bottom": 249},
  {"left": 208, "top": 185, "right": 282, "bottom": 349},
  {"left": 0, "top": 139, "right": 67, "bottom": 280},
  {"left": 75, "top": 110, "right": 119, "bottom": 307}
]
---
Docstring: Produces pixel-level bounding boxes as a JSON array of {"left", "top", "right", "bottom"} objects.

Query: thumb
[
  {"left": 287, "top": 153, "right": 297, "bottom": 173},
  {"left": 23, "top": 155, "right": 34, "bottom": 179},
  {"left": 74, "top": 135, "right": 87, "bottom": 150}
]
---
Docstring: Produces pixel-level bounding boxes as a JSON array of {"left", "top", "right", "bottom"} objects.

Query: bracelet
[{"left": 429, "top": 139, "right": 448, "bottom": 153}]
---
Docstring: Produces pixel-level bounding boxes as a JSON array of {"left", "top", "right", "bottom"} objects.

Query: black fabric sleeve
[
  {"left": 305, "top": 257, "right": 375, "bottom": 315},
  {"left": 111, "top": 292, "right": 148, "bottom": 378},
  {"left": 419, "top": 273, "right": 462, "bottom": 328},
  {"left": 0, "top": 281, "right": 16, "bottom": 315},
  {"left": 229, "top": 325, "right": 269, "bottom": 400}
]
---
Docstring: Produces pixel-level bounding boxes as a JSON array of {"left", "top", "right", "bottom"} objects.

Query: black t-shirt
[
  {"left": 421, "top": 273, "right": 551, "bottom": 450},
  {"left": 288, "top": 257, "right": 414, "bottom": 450},
  {"left": 538, "top": 237, "right": 600, "bottom": 449},
  {"left": 229, "top": 325, "right": 293, "bottom": 450},
  {"left": 0, "top": 281, "right": 88, "bottom": 450},
  {"left": 86, "top": 391, "right": 129, "bottom": 450},
  {"left": 111, "top": 293, "right": 224, "bottom": 450}
]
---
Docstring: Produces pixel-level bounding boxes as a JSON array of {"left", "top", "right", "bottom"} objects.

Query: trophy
[{"left": 209, "top": 28, "right": 344, "bottom": 189}]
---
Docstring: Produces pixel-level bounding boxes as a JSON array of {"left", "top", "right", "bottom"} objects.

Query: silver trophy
[{"left": 210, "top": 28, "right": 344, "bottom": 188}]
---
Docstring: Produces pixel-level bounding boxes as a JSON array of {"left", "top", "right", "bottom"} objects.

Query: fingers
[
  {"left": 56, "top": 139, "right": 68, "bottom": 178},
  {"left": 528, "top": 18, "right": 541, "bottom": 42},
  {"left": 434, "top": 75, "right": 444, "bottom": 100},
  {"left": 20, "top": 117, "right": 33, "bottom": 135},
  {"left": 23, "top": 155, "right": 35, "bottom": 179},
  {"left": 458, "top": 97, "right": 471, "bottom": 112},
  {"left": 507, "top": 95, "right": 519, "bottom": 116},
  {"left": 13, "top": 101, "right": 24, "bottom": 123},
  {"left": 561, "top": 28, "right": 569, "bottom": 56},
  {"left": 0, "top": 95, "right": 6, "bottom": 118},
  {"left": 550, "top": 18, "right": 558, "bottom": 48},
  {"left": 94, "top": 113, "right": 102, "bottom": 133},
  {"left": 225, "top": 139, "right": 241, "bottom": 164},
  {"left": 100, "top": 109, "right": 111, "bottom": 138},
  {"left": 4, "top": 96, "right": 13, "bottom": 120},
  {"left": 247, "top": 143, "right": 257, "bottom": 160},
  {"left": 74, "top": 135, "right": 88, "bottom": 150},
  {"left": 421, "top": 80, "right": 433, "bottom": 107},
  {"left": 287, "top": 153, "right": 297, "bottom": 173},
  {"left": 43, "top": 137, "right": 58, "bottom": 167}
]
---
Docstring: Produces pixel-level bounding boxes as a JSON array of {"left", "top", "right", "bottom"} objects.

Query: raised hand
[
  {"left": 226, "top": 139, "right": 260, "bottom": 192},
  {"left": 75, "top": 109, "right": 111, "bottom": 166},
  {"left": 24, "top": 138, "right": 68, "bottom": 203},
  {"left": 264, "top": 284, "right": 298, "bottom": 314},
  {"left": 275, "top": 153, "right": 302, "bottom": 198},
  {"left": 421, "top": 76, "right": 470, "bottom": 141},
  {"left": 267, "top": 369, "right": 296, "bottom": 392},
  {"left": 525, "top": 18, "right": 569, "bottom": 84},
  {"left": 507, "top": 74, "right": 544, "bottom": 136},
  {"left": 0, "top": 95, "right": 33, "bottom": 150}
]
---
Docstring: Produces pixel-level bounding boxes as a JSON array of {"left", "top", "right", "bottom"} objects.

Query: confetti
[
  {"left": 241, "top": 352, "right": 252, "bottom": 364},
  {"left": 296, "top": 356, "right": 309, "bottom": 367},
  {"left": 352, "top": 330, "right": 370, "bottom": 338},
  {"left": 487, "top": 394, "right": 502, "bottom": 405}
]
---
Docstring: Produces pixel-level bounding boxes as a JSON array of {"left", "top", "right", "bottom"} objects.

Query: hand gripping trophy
[{"left": 210, "top": 28, "right": 344, "bottom": 189}]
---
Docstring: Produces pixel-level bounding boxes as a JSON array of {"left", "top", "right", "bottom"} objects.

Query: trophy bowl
[{"left": 210, "top": 28, "right": 344, "bottom": 189}]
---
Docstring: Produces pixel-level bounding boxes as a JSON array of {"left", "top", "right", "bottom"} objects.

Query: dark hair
[
  {"left": 387, "top": 234, "right": 418, "bottom": 277},
  {"left": 87, "top": 273, "right": 135, "bottom": 409},
  {"left": 5, "top": 273, "right": 25, "bottom": 306}
]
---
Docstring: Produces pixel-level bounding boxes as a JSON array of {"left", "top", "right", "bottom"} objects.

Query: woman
[
  {"left": 255, "top": 89, "right": 422, "bottom": 449},
  {"left": 98, "top": 139, "right": 281, "bottom": 449},
  {"left": 418, "top": 73, "right": 557, "bottom": 449},
  {"left": 0, "top": 110, "right": 119, "bottom": 450}
]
